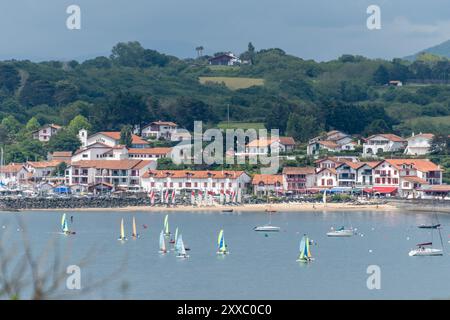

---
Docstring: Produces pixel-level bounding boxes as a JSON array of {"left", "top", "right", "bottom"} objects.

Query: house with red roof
[
  {"left": 252, "top": 174, "right": 284, "bottom": 196},
  {"left": 362, "top": 134, "right": 406, "bottom": 156},
  {"left": 83, "top": 131, "right": 149, "bottom": 149},
  {"left": 0, "top": 163, "right": 29, "bottom": 185},
  {"left": 65, "top": 159, "right": 155, "bottom": 191},
  {"left": 32, "top": 124, "right": 62, "bottom": 142},
  {"left": 307, "top": 130, "right": 356, "bottom": 156},
  {"left": 141, "top": 170, "right": 251, "bottom": 197},
  {"left": 282, "top": 167, "right": 316, "bottom": 193},
  {"left": 141, "top": 121, "right": 178, "bottom": 140},
  {"left": 245, "top": 137, "right": 296, "bottom": 155}
]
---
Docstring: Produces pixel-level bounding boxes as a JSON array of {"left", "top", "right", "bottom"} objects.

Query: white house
[
  {"left": 282, "top": 167, "right": 317, "bottom": 193},
  {"left": 251, "top": 174, "right": 284, "bottom": 196},
  {"left": 0, "top": 163, "right": 29, "bottom": 185},
  {"left": 363, "top": 134, "right": 406, "bottom": 156},
  {"left": 404, "top": 133, "right": 434, "bottom": 156},
  {"left": 65, "top": 159, "right": 155, "bottom": 191},
  {"left": 208, "top": 53, "right": 241, "bottom": 66},
  {"left": 32, "top": 124, "right": 62, "bottom": 142},
  {"left": 141, "top": 170, "right": 252, "bottom": 196},
  {"left": 141, "top": 121, "right": 178, "bottom": 140},
  {"left": 316, "top": 168, "right": 338, "bottom": 188},
  {"left": 307, "top": 130, "right": 355, "bottom": 156},
  {"left": 244, "top": 137, "right": 295, "bottom": 155},
  {"left": 80, "top": 130, "right": 149, "bottom": 149},
  {"left": 25, "top": 160, "right": 62, "bottom": 181}
]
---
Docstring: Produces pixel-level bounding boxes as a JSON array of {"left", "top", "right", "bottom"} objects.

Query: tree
[
  {"left": 0, "top": 64, "right": 20, "bottom": 93},
  {"left": 19, "top": 79, "right": 55, "bottom": 106},
  {"left": 102, "top": 91, "right": 150, "bottom": 131},
  {"left": 119, "top": 125, "right": 133, "bottom": 148},
  {"left": 25, "top": 117, "right": 41, "bottom": 133},
  {"left": 363, "top": 119, "right": 390, "bottom": 136},
  {"left": 48, "top": 130, "right": 81, "bottom": 152},
  {"left": 372, "top": 65, "right": 390, "bottom": 85},
  {"left": 430, "top": 134, "right": 450, "bottom": 155},
  {"left": 265, "top": 105, "right": 290, "bottom": 135},
  {"left": 68, "top": 115, "right": 91, "bottom": 135},
  {"left": 53, "top": 162, "right": 68, "bottom": 177},
  {"left": 286, "top": 113, "right": 323, "bottom": 142},
  {"left": 53, "top": 80, "right": 78, "bottom": 106}
]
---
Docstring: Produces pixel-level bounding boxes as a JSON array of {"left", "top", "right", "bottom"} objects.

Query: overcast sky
[{"left": 1, "top": 0, "right": 450, "bottom": 61}]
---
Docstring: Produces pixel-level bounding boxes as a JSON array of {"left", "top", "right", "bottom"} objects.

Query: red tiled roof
[
  {"left": 282, "top": 167, "right": 316, "bottom": 175},
  {"left": 96, "top": 132, "right": 149, "bottom": 145},
  {"left": 52, "top": 151, "right": 72, "bottom": 157},
  {"left": 71, "top": 160, "right": 152, "bottom": 170},
  {"left": 383, "top": 159, "right": 442, "bottom": 172},
  {"left": 128, "top": 147, "right": 172, "bottom": 155},
  {"left": 27, "top": 160, "right": 62, "bottom": 168},
  {"left": 402, "top": 176, "right": 428, "bottom": 184},
  {"left": 142, "top": 170, "right": 247, "bottom": 179},
  {"left": 252, "top": 174, "right": 283, "bottom": 185},
  {"left": 0, "top": 163, "right": 27, "bottom": 173},
  {"left": 366, "top": 134, "right": 405, "bottom": 142},
  {"left": 247, "top": 137, "right": 295, "bottom": 147}
]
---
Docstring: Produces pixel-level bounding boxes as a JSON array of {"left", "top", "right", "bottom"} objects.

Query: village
[{"left": 0, "top": 119, "right": 448, "bottom": 208}]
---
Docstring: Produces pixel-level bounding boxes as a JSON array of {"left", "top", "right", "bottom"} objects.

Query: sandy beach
[{"left": 25, "top": 202, "right": 398, "bottom": 213}]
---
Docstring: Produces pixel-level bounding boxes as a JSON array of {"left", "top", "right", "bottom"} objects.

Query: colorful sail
[
  {"left": 298, "top": 235, "right": 311, "bottom": 261},
  {"left": 217, "top": 229, "right": 227, "bottom": 253},
  {"left": 132, "top": 217, "right": 137, "bottom": 237},
  {"left": 164, "top": 215, "right": 169, "bottom": 236},
  {"left": 159, "top": 230, "right": 166, "bottom": 252},
  {"left": 61, "top": 214, "right": 69, "bottom": 233},
  {"left": 120, "top": 218, "right": 125, "bottom": 239},
  {"left": 175, "top": 234, "right": 184, "bottom": 253}
]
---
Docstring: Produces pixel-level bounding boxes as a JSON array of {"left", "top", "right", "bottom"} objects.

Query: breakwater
[{"left": 0, "top": 195, "right": 159, "bottom": 210}]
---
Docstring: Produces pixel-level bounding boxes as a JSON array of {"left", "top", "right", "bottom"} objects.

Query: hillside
[
  {"left": 405, "top": 39, "right": 450, "bottom": 60},
  {"left": 1, "top": 41, "right": 450, "bottom": 163}
]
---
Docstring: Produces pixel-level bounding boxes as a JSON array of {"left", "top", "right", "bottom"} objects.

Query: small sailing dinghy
[
  {"left": 408, "top": 242, "right": 443, "bottom": 256},
  {"left": 327, "top": 226, "right": 355, "bottom": 237},
  {"left": 61, "top": 213, "right": 75, "bottom": 235},
  {"left": 254, "top": 209, "right": 280, "bottom": 232},
  {"left": 131, "top": 216, "right": 139, "bottom": 238},
  {"left": 170, "top": 227, "right": 178, "bottom": 244},
  {"left": 217, "top": 229, "right": 229, "bottom": 255},
  {"left": 118, "top": 218, "right": 127, "bottom": 241},
  {"left": 163, "top": 214, "right": 170, "bottom": 238},
  {"left": 175, "top": 234, "right": 189, "bottom": 259},
  {"left": 296, "top": 234, "right": 314, "bottom": 263},
  {"left": 159, "top": 230, "right": 167, "bottom": 254}
]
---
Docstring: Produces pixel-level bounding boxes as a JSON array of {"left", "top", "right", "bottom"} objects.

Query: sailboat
[
  {"left": 131, "top": 216, "right": 139, "bottom": 238},
  {"left": 217, "top": 229, "right": 229, "bottom": 255},
  {"left": 159, "top": 230, "right": 167, "bottom": 254},
  {"left": 255, "top": 192, "right": 280, "bottom": 232},
  {"left": 327, "top": 212, "right": 356, "bottom": 237},
  {"left": 118, "top": 218, "right": 127, "bottom": 241},
  {"left": 170, "top": 227, "right": 178, "bottom": 244},
  {"left": 163, "top": 214, "right": 170, "bottom": 238},
  {"left": 175, "top": 234, "right": 189, "bottom": 259},
  {"left": 296, "top": 234, "right": 314, "bottom": 263},
  {"left": 327, "top": 226, "right": 355, "bottom": 237},
  {"left": 408, "top": 242, "right": 443, "bottom": 256},
  {"left": 61, "top": 213, "right": 75, "bottom": 235}
]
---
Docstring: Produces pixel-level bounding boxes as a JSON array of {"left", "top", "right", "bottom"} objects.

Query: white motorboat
[
  {"left": 408, "top": 243, "right": 443, "bottom": 256},
  {"left": 327, "top": 227, "right": 355, "bottom": 237},
  {"left": 254, "top": 225, "right": 280, "bottom": 232}
]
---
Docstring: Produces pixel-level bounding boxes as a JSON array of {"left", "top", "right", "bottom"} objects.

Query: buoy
[{"left": 369, "top": 249, "right": 373, "bottom": 253}]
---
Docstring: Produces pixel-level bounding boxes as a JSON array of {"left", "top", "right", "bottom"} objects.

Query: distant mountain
[{"left": 405, "top": 39, "right": 450, "bottom": 61}]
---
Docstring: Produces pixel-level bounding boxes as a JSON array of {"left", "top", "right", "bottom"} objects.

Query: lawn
[
  {"left": 199, "top": 76, "right": 265, "bottom": 90},
  {"left": 217, "top": 121, "right": 266, "bottom": 130}
]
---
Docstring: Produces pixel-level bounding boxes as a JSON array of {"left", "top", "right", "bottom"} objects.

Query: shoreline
[{"left": 12, "top": 202, "right": 399, "bottom": 213}]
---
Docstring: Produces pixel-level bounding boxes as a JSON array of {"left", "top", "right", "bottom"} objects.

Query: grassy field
[
  {"left": 206, "top": 65, "right": 241, "bottom": 72},
  {"left": 199, "top": 76, "right": 265, "bottom": 90},
  {"left": 217, "top": 121, "right": 266, "bottom": 130}
]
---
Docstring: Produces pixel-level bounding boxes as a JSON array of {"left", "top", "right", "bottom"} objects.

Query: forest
[{"left": 1, "top": 41, "right": 450, "bottom": 163}]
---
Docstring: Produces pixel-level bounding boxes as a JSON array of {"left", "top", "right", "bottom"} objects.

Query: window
[{"left": 393, "top": 178, "right": 398, "bottom": 184}]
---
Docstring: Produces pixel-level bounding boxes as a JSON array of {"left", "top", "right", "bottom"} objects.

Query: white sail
[{"left": 159, "top": 230, "right": 166, "bottom": 253}]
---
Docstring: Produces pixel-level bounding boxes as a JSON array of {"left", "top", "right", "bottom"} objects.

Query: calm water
[{"left": 0, "top": 210, "right": 449, "bottom": 300}]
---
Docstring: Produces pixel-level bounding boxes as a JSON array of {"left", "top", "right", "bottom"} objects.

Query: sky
[{"left": 1, "top": 0, "right": 450, "bottom": 62}]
